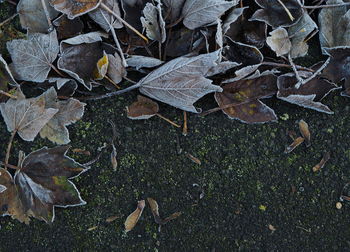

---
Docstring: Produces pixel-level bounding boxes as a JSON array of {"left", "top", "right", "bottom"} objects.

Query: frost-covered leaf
[
  {"left": 163, "top": 0, "right": 186, "bottom": 21},
  {"left": 215, "top": 74, "right": 278, "bottom": 123},
  {"left": 39, "top": 88, "right": 85, "bottom": 144},
  {"left": 0, "top": 89, "right": 58, "bottom": 141},
  {"left": 57, "top": 32, "right": 107, "bottom": 90},
  {"left": 107, "top": 53, "right": 126, "bottom": 84},
  {"left": 7, "top": 30, "right": 59, "bottom": 83},
  {"left": 266, "top": 27, "right": 291, "bottom": 57},
  {"left": 288, "top": 12, "right": 318, "bottom": 58},
  {"left": 17, "top": 0, "right": 59, "bottom": 33},
  {"left": 319, "top": 0, "right": 350, "bottom": 52},
  {"left": 322, "top": 47, "right": 350, "bottom": 96},
  {"left": 277, "top": 72, "right": 340, "bottom": 114},
  {"left": 141, "top": 0, "right": 166, "bottom": 43},
  {"left": 127, "top": 95, "right": 159, "bottom": 120},
  {"left": 93, "top": 52, "right": 109, "bottom": 80},
  {"left": 126, "top": 55, "right": 164, "bottom": 70},
  {"left": 250, "top": 0, "right": 303, "bottom": 28},
  {"left": 137, "top": 51, "right": 223, "bottom": 113},
  {"left": 181, "top": 0, "right": 237, "bottom": 30},
  {"left": 124, "top": 200, "right": 145, "bottom": 232},
  {"left": 88, "top": 0, "right": 123, "bottom": 32},
  {"left": 53, "top": 14, "right": 84, "bottom": 40},
  {"left": 222, "top": 7, "right": 247, "bottom": 34},
  {"left": 50, "top": 0, "right": 102, "bottom": 19},
  {"left": 13, "top": 146, "right": 88, "bottom": 223}
]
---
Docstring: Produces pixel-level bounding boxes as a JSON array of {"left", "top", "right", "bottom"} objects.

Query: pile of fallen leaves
[{"left": 0, "top": 0, "right": 350, "bottom": 227}]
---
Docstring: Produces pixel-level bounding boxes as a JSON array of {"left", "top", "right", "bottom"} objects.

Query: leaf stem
[
  {"left": 182, "top": 111, "right": 188, "bottom": 136},
  {"left": 4, "top": 130, "right": 16, "bottom": 170},
  {"left": 277, "top": 0, "right": 295, "bottom": 21},
  {"left": 260, "top": 61, "right": 314, "bottom": 72},
  {"left": 0, "top": 90, "right": 17, "bottom": 99},
  {"left": 79, "top": 83, "right": 141, "bottom": 101},
  {"left": 156, "top": 113, "right": 181, "bottom": 128},
  {"left": 40, "top": 0, "right": 54, "bottom": 32},
  {"left": 100, "top": 3, "right": 149, "bottom": 42},
  {"left": 51, "top": 64, "right": 66, "bottom": 77}
]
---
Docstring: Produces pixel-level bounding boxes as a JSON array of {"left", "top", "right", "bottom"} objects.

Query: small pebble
[{"left": 336, "top": 202, "right": 342, "bottom": 209}]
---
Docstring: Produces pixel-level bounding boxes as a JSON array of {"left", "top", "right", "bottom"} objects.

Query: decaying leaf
[
  {"left": 266, "top": 27, "right": 291, "bottom": 57},
  {"left": 93, "top": 52, "right": 109, "bottom": 80},
  {"left": 124, "top": 200, "right": 145, "bottom": 232},
  {"left": 17, "top": 0, "right": 59, "bottom": 33},
  {"left": 215, "top": 73, "right": 277, "bottom": 123},
  {"left": 7, "top": 30, "right": 59, "bottom": 83},
  {"left": 181, "top": 0, "right": 237, "bottom": 30},
  {"left": 57, "top": 32, "right": 107, "bottom": 90},
  {"left": 53, "top": 14, "right": 84, "bottom": 40},
  {"left": 322, "top": 47, "right": 350, "bottom": 96},
  {"left": 127, "top": 95, "right": 159, "bottom": 120},
  {"left": 39, "top": 87, "right": 86, "bottom": 144},
  {"left": 141, "top": 0, "right": 166, "bottom": 43},
  {"left": 312, "top": 151, "right": 330, "bottom": 172},
  {"left": 298, "top": 119, "right": 310, "bottom": 147},
  {"left": 147, "top": 198, "right": 181, "bottom": 225},
  {"left": 0, "top": 89, "right": 58, "bottom": 141},
  {"left": 284, "top": 136, "right": 304, "bottom": 153},
  {"left": 137, "top": 50, "right": 223, "bottom": 113},
  {"left": 250, "top": 0, "right": 303, "bottom": 28},
  {"left": 277, "top": 72, "right": 339, "bottom": 114},
  {"left": 318, "top": 0, "right": 350, "bottom": 52},
  {"left": 50, "top": 0, "right": 102, "bottom": 19},
  {"left": 106, "top": 53, "right": 126, "bottom": 84},
  {"left": 88, "top": 0, "right": 123, "bottom": 32},
  {"left": 0, "top": 146, "right": 88, "bottom": 223}
]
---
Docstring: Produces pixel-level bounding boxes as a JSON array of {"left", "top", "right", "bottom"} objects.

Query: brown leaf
[
  {"left": 284, "top": 136, "right": 304, "bottom": 154},
  {"left": 298, "top": 119, "right": 310, "bottom": 147},
  {"left": 127, "top": 95, "right": 159, "bottom": 120},
  {"left": 53, "top": 14, "right": 84, "bottom": 40},
  {"left": 312, "top": 152, "right": 330, "bottom": 172},
  {"left": 124, "top": 200, "right": 145, "bottom": 232},
  {"left": 147, "top": 198, "right": 181, "bottom": 225},
  {"left": 93, "top": 52, "right": 109, "bottom": 80},
  {"left": 50, "top": 0, "right": 102, "bottom": 19}
]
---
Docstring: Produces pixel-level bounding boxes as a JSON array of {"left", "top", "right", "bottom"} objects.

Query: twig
[
  {"left": 277, "top": 0, "right": 295, "bottom": 21},
  {"left": 0, "top": 162, "right": 20, "bottom": 170},
  {"left": 183, "top": 111, "right": 188, "bottom": 136},
  {"left": 0, "top": 90, "right": 17, "bottom": 99},
  {"left": 40, "top": 0, "right": 54, "bottom": 32},
  {"left": 295, "top": 57, "right": 330, "bottom": 88},
  {"left": 4, "top": 130, "right": 16, "bottom": 170},
  {"left": 0, "top": 13, "right": 18, "bottom": 28},
  {"left": 303, "top": 2, "right": 350, "bottom": 8},
  {"left": 156, "top": 113, "right": 181, "bottom": 128},
  {"left": 288, "top": 53, "right": 304, "bottom": 84},
  {"left": 261, "top": 61, "right": 314, "bottom": 72},
  {"left": 100, "top": 2, "right": 148, "bottom": 42},
  {"left": 123, "top": 76, "right": 137, "bottom": 84},
  {"left": 51, "top": 64, "right": 66, "bottom": 78}
]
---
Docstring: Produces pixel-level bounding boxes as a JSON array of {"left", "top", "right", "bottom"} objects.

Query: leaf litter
[{"left": 1, "top": 0, "right": 350, "bottom": 226}]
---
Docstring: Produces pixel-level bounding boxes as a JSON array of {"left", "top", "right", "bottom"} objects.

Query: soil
[{"left": 1, "top": 2, "right": 350, "bottom": 251}]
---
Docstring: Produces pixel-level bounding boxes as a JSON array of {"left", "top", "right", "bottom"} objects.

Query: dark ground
[{"left": 1, "top": 3, "right": 350, "bottom": 251}]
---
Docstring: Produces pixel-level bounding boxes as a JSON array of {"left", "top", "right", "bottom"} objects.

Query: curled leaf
[
  {"left": 298, "top": 119, "right": 310, "bottom": 147},
  {"left": 284, "top": 136, "right": 304, "bottom": 154},
  {"left": 124, "top": 200, "right": 145, "bottom": 232},
  {"left": 141, "top": 0, "right": 166, "bottom": 43},
  {"left": 93, "top": 52, "right": 109, "bottom": 80}
]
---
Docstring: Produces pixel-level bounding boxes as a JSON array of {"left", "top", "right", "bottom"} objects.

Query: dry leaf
[
  {"left": 17, "top": 0, "right": 59, "bottom": 33},
  {"left": 88, "top": 0, "right": 123, "bottom": 32},
  {"left": 298, "top": 119, "right": 310, "bottom": 147},
  {"left": 126, "top": 55, "right": 164, "bottom": 70},
  {"left": 106, "top": 53, "right": 126, "bottom": 84},
  {"left": 50, "top": 0, "right": 102, "bottom": 19},
  {"left": 0, "top": 89, "right": 58, "bottom": 141},
  {"left": 147, "top": 198, "right": 181, "bottom": 225},
  {"left": 53, "top": 14, "right": 84, "bottom": 40},
  {"left": 141, "top": 0, "right": 166, "bottom": 43},
  {"left": 7, "top": 30, "right": 59, "bottom": 83},
  {"left": 124, "top": 200, "right": 145, "bottom": 232},
  {"left": 312, "top": 152, "right": 330, "bottom": 172},
  {"left": 284, "top": 136, "right": 304, "bottom": 154},
  {"left": 94, "top": 52, "right": 109, "bottom": 80},
  {"left": 127, "top": 95, "right": 159, "bottom": 120},
  {"left": 266, "top": 27, "right": 291, "bottom": 57},
  {"left": 137, "top": 50, "right": 223, "bottom": 113}
]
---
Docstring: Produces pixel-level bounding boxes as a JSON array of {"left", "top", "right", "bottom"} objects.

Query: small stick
[
  {"left": 295, "top": 57, "right": 330, "bottom": 89},
  {"left": 261, "top": 61, "right": 314, "bottom": 72},
  {"left": 277, "top": 0, "right": 295, "bottom": 21},
  {"left": 0, "top": 13, "right": 18, "bottom": 28},
  {"left": 183, "top": 111, "right": 188, "bottom": 136},
  {"left": 100, "top": 3, "right": 148, "bottom": 42},
  {"left": 51, "top": 64, "right": 66, "bottom": 78},
  {"left": 0, "top": 90, "right": 17, "bottom": 99},
  {"left": 4, "top": 130, "right": 16, "bottom": 170},
  {"left": 105, "top": 75, "right": 121, "bottom": 89},
  {"left": 123, "top": 76, "right": 137, "bottom": 84},
  {"left": 156, "top": 113, "right": 181, "bottom": 128},
  {"left": 40, "top": 0, "right": 54, "bottom": 31},
  {"left": 288, "top": 53, "right": 304, "bottom": 85},
  {"left": 0, "top": 162, "right": 20, "bottom": 170}
]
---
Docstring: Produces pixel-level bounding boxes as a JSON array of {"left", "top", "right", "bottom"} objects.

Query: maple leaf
[
  {"left": 6, "top": 30, "right": 59, "bottom": 83},
  {"left": 0, "top": 146, "right": 88, "bottom": 223},
  {"left": 39, "top": 87, "right": 86, "bottom": 144},
  {"left": 0, "top": 89, "right": 58, "bottom": 141}
]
